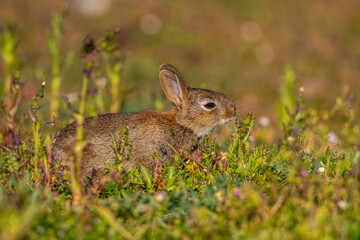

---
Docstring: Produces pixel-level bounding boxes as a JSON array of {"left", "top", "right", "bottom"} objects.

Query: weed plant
[{"left": 0, "top": 18, "right": 359, "bottom": 240}]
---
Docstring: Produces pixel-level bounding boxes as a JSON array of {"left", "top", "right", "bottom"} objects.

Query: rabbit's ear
[{"left": 159, "top": 64, "right": 189, "bottom": 108}]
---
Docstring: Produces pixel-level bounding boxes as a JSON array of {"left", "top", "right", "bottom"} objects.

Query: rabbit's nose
[
  {"left": 227, "top": 102, "right": 237, "bottom": 117},
  {"left": 230, "top": 102, "right": 236, "bottom": 114}
]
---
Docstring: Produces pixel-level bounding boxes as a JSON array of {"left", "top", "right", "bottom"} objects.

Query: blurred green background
[{"left": 1, "top": 0, "right": 360, "bottom": 140}]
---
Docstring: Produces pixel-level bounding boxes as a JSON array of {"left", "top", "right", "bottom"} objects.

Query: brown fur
[{"left": 53, "top": 63, "right": 236, "bottom": 177}]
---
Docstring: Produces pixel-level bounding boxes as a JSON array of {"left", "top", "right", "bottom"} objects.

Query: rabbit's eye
[{"left": 204, "top": 102, "right": 216, "bottom": 109}]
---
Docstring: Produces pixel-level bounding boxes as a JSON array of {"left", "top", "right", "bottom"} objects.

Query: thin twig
[
  {"left": 167, "top": 143, "right": 207, "bottom": 171},
  {"left": 269, "top": 188, "right": 289, "bottom": 217},
  {"left": 92, "top": 202, "right": 137, "bottom": 240}
]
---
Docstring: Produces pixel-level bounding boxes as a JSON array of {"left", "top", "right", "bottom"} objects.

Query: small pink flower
[
  {"left": 233, "top": 188, "right": 241, "bottom": 196},
  {"left": 155, "top": 192, "right": 166, "bottom": 202},
  {"left": 301, "top": 170, "right": 307, "bottom": 178},
  {"left": 196, "top": 148, "right": 203, "bottom": 157}
]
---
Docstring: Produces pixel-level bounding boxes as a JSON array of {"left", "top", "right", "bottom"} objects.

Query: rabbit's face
[
  {"left": 159, "top": 63, "right": 236, "bottom": 137},
  {"left": 176, "top": 88, "right": 236, "bottom": 137}
]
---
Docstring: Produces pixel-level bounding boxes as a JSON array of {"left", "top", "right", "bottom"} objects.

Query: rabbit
[{"left": 53, "top": 63, "right": 236, "bottom": 178}]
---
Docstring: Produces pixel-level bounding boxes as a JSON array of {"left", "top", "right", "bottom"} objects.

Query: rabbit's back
[{"left": 53, "top": 110, "right": 198, "bottom": 177}]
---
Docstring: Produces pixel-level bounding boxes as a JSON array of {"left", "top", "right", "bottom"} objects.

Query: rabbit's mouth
[
  {"left": 218, "top": 116, "right": 235, "bottom": 129},
  {"left": 198, "top": 115, "right": 235, "bottom": 137},
  {"left": 221, "top": 112, "right": 236, "bottom": 124}
]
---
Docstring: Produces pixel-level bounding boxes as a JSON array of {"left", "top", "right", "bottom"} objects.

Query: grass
[{"left": 0, "top": 11, "right": 360, "bottom": 240}]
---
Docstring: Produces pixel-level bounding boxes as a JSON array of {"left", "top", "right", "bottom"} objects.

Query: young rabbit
[{"left": 53, "top": 63, "right": 236, "bottom": 178}]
